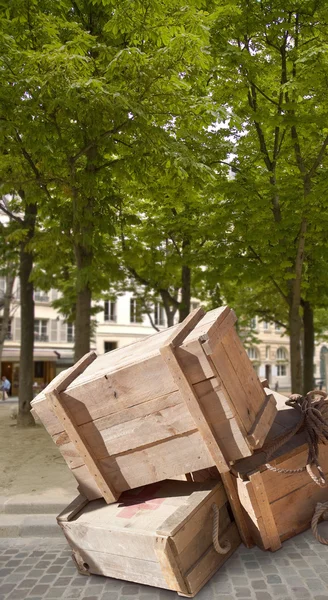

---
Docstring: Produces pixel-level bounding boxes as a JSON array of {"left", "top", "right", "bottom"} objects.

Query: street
[{"left": 1, "top": 530, "right": 328, "bottom": 600}]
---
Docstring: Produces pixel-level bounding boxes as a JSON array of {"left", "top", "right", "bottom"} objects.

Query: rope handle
[
  {"left": 212, "top": 503, "right": 231, "bottom": 555},
  {"left": 312, "top": 501, "right": 328, "bottom": 545}
]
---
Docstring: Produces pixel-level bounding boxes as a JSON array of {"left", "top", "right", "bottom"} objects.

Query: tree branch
[
  {"left": 248, "top": 245, "right": 289, "bottom": 303},
  {"left": 307, "top": 135, "right": 328, "bottom": 179},
  {"left": 0, "top": 202, "right": 23, "bottom": 224}
]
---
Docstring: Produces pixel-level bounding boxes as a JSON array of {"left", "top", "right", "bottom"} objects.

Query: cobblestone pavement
[{"left": 0, "top": 529, "right": 328, "bottom": 600}]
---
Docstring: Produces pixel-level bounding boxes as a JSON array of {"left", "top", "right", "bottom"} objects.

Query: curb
[
  {"left": 0, "top": 494, "right": 76, "bottom": 515},
  {"left": 0, "top": 514, "right": 62, "bottom": 537}
]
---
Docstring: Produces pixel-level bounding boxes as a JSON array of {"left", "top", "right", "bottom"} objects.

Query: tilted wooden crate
[
  {"left": 231, "top": 390, "right": 328, "bottom": 551},
  {"left": 31, "top": 307, "right": 276, "bottom": 516},
  {"left": 57, "top": 480, "right": 240, "bottom": 598}
]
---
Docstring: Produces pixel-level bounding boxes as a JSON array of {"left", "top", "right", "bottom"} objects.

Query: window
[
  {"left": 262, "top": 321, "right": 269, "bottom": 330},
  {"left": 266, "top": 346, "right": 270, "bottom": 360},
  {"left": 130, "top": 298, "right": 143, "bottom": 323},
  {"left": 247, "top": 347, "right": 258, "bottom": 360},
  {"left": 34, "top": 289, "right": 49, "bottom": 302},
  {"left": 154, "top": 303, "right": 165, "bottom": 326},
  {"left": 277, "top": 364, "right": 286, "bottom": 377},
  {"left": 34, "top": 319, "right": 48, "bottom": 342},
  {"left": 0, "top": 319, "right": 12, "bottom": 340},
  {"left": 67, "top": 323, "right": 75, "bottom": 343},
  {"left": 275, "top": 324, "right": 281, "bottom": 332},
  {"left": 104, "top": 341, "right": 117, "bottom": 353},
  {"left": 276, "top": 347, "right": 287, "bottom": 361},
  {"left": 250, "top": 317, "right": 257, "bottom": 329},
  {"left": 34, "top": 361, "right": 44, "bottom": 378},
  {"left": 104, "top": 300, "right": 117, "bottom": 322}
]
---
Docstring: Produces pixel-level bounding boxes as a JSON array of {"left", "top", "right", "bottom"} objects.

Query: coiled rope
[
  {"left": 312, "top": 502, "right": 328, "bottom": 545},
  {"left": 211, "top": 503, "right": 231, "bottom": 554},
  {"left": 262, "top": 390, "right": 328, "bottom": 488}
]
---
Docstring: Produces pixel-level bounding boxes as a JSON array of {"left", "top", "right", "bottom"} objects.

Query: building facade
[{"left": 1, "top": 279, "right": 327, "bottom": 395}]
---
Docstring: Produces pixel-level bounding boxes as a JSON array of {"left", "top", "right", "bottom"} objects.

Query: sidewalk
[
  {"left": 1, "top": 531, "right": 328, "bottom": 600},
  {"left": 0, "top": 404, "right": 77, "bottom": 536}
]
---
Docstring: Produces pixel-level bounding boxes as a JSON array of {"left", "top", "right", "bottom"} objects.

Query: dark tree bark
[
  {"left": 303, "top": 300, "right": 315, "bottom": 394},
  {"left": 160, "top": 289, "right": 178, "bottom": 327},
  {"left": 74, "top": 243, "right": 92, "bottom": 362},
  {"left": 17, "top": 200, "right": 37, "bottom": 427},
  {"left": 179, "top": 264, "right": 191, "bottom": 322}
]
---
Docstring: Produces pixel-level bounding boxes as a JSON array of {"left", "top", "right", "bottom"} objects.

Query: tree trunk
[
  {"left": 179, "top": 264, "right": 191, "bottom": 322},
  {"left": 160, "top": 289, "right": 178, "bottom": 327},
  {"left": 303, "top": 300, "right": 315, "bottom": 394},
  {"left": 0, "top": 273, "right": 15, "bottom": 360},
  {"left": 289, "top": 305, "right": 303, "bottom": 393},
  {"left": 17, "top": 200, "right": 37, "bottom": 427},
  {"left": 74, "top": 241, "right": 92, "bottom": 362},
  {"left": 288, "top": 218, "right": 307, "bottom": 393},
  {"left": 74, "top": 286, "right": 92, "bottom": 361}
]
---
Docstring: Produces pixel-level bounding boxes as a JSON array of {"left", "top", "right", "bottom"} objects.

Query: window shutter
[
  {"left": 51, "top": 289, "right": 58, "bottom": 301},
  {"left": 60, "top": 321, "right": 67, "bottom": 342},
  {"left": 50, "top": 320, "right": 58, "bottom": 342},
  {"left": 14, "top": 317, "right": 21, "bottom": 341}
]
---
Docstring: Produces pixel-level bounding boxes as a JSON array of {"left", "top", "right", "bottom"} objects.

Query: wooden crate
[
  {"left": 31, "top": 307, "right": 275, "bottom": 513},
  {"left": 57, "top": 480, "right": 240, "bottom": 597},
  {"left": 231, "top": 390, "right": 328, "bottom": 551}
]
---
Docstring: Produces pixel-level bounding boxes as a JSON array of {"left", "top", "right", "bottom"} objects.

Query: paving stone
[
  {"left": 54, "top": 577, "right": 75, "bottom": 586},
  {"left": 304, "top": 578, "right": 326, "bottom": 591},
  {"left": 252, "top": 580, "right": 267, "bottom": 589},
  {"left": 268, "top": 584, "right": 288, "bottom": 596},
  {"left": 29, "top": 584, "right": 51, "bottom": 596},
  {"left": 255, "top": 594, "right": 272, "bottom": 600},
  {"left": 266, "top": 575, "right": 282, "bottom": 584},
  {"left": 0, "top": 583, "right": 16, "bottom": 593},
  {"left": 45, "top": 589, "right": 66, "bottom": 598},
  {"left": 16, "top": 579, "right": 38, "bottom": 588},
  {"left": 290, "top": 588, "right": 312, "bottom": 599},
  {"left": 235, "top": 589, "right": 252, "bottom": 597}
]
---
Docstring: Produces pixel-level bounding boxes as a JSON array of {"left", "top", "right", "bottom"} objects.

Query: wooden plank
[
  {"left": 155, "top": 536, "right": 190, "bottom": 596},
  {"left": 271, "top": 478, "right": 328, "bottom": 541},
  {"left": 223, "top": 328, "right": 266, "bottom": 414},
  {"left": 57, "top": 495, "right": 88, "bottom": 523},
  {"left": 206, "top": 341, "right": 255, "bottom": 433},
  {"left": 79, "top": 393, "right": 192, "bottom": 458},
  {"left": 261, "top": 443, "right": 328, "bottom": 504},
  {"left": 48, "top": 388, "right": 118, "bottom": 504},
  {"left": 201, "top": 308, "right": 237, "bottom": 354},
  {"left": 236, "top": 478, "right": 270, "bottom": 550},
  {"left": 160, "top": 343, "right": 230, "bottom": 474},
  {"left": 249, "top": 472, "right": 281, "bottom": 551},
  {"left": 195, "top": 377, "right": 252, "bottom": 460},
  {"left": 90, "top": 430, "right": 214, "bottom": 493},
  {"left": 220, "top": 470, "right": 254, "bottom": 549},
  {"left": 165, "top": 307, "right": 205, "bottom": 349},
  {"left": 157, "top": 485, "right": 219, "bottom": 537},
  {"left": 177, "top": 505, "right": 231, "bottom": 573},
  {"left": 61, "top": 544, "right": 170, "bottom": 588},
  {"left": 185, "top": 523, "right": 240, "bottom": 593},
  {"left": 247, "top": 393, "right": 277, "bottom": 448},
  {"left": 171, "top": 486, "right": 227, "bottom": 554}
]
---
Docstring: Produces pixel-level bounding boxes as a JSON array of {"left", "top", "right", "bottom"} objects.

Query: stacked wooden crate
[
  {"left": 31, "top": 305, "right": 281, "bottom": 596},
  {"left": 231, "top": 389, "right": 328, "bottom": 551}
]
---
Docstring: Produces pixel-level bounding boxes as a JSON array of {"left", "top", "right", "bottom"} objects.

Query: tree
[
  {"left": 0, "top": 0, "right": 213, "bottom": 362},
  {"left": 209, "top": 0, "right": 328, "bottom": 392}
]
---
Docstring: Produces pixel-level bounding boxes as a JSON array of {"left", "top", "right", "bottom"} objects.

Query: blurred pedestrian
[{"left": 0, "top": 376, "right": 11, "bottom": 401}]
